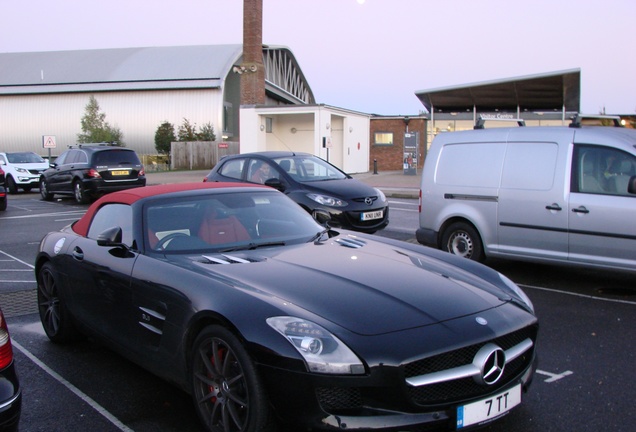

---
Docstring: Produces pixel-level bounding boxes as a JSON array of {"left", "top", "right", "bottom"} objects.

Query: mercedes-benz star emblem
[{"left": 473, "top": 343, "right": 506, "bottom": 385}]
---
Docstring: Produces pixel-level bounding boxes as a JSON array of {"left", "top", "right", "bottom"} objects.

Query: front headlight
[
  {"left": 499, "top": 273, "right": 534, "bottom": 313},
  {"left": 267, "top": 316, "right": 365, "bottom": 374},
  {"left": 307, "top": 193, "right": 348, "bottom": 207},
  {"left": 15, "top": 167, "right": 28, "bottom": 174}
]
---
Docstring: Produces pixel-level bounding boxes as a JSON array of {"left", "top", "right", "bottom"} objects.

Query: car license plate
[
  {"left": 456, "top": 384, "right": 521, "bottom": 429},
  {"left": 111, "top": 170, "right": 130, "bottom": 176},
  {"left": 360, "top": 210, "right": 383, "bottom": 221}
]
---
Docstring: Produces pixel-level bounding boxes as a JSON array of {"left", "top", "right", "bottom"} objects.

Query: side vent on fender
[
  {"left": 202, "top": 254, "right": 253, "bottom": 264},
  {"left": 335, "top": 237, "right": 367, "bottom": 249}
]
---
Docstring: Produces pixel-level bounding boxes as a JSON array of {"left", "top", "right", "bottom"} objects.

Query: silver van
[{"left": 416, "top": 116, "right": 636, "bottom": 273}]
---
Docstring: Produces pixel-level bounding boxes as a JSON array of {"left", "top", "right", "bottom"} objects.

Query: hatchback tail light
[{"left": 0, "top": 309, "right": 14, "bottom": 370}]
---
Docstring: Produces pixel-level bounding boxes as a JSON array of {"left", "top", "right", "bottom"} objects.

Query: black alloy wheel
[
  {"left": 37, "top": 262, "right": 81, "bottom": 342},
  {"left": 40, "top": 178, "right": 53, "bottom": 201},
  {"left": 73, "top": 180, "right": 89, "bottom": 204},
  {"left": 5, "top": 176, "right": 17, "bottom": 194},
  {"left": 191, "top": 325, "right": 272, "bottom": 432}
]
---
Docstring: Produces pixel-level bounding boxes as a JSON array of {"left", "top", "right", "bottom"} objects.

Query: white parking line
[
  {"left": 536, "top": 369, "right": 574, "bottom": 383},
  {"left": 521, "top": 284, "right": 636, "bottom": 306},
  {"left": 0, "top": 250, "right": 34, "bottom": 269},
  {"left": 12, "top": 341, "right": 134, "bottom": 432}
]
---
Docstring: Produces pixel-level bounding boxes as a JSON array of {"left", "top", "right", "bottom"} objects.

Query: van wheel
[{"left": 441, "top": 222, "right": 484, "bottom": 262}]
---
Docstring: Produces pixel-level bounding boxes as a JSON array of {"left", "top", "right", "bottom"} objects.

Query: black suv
[{"left": 40, "top": 144, "right": 146, "bottom": 204}]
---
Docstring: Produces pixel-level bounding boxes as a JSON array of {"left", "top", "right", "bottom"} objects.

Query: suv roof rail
[
  {"left": 569, "top": 114, "right": 623, "bottom": 128},
  {"left": 474, "top": 116, "right": 525, "bottom": 129},
  {"left": 68, "top": 142, "right": 121, "bottom": 148}
]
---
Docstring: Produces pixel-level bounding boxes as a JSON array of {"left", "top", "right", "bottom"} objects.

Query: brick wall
[{"left": 369, "top": 117, "right": 427, "bottom": 171}]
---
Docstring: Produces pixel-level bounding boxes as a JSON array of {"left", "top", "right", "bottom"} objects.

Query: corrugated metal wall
[{"left": 0, "top": 89, "right": 224, "bottom": 157}]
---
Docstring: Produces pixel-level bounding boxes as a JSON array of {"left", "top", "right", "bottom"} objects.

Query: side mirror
[
  {"left": 97, "top": 226, "right": 124, "bottom": 247},
  {"left": 312, "top": 209, "right": 332, "bottom": 226},
  {"left": 264, "top": 178, "right": 286, "bottom": 192}
]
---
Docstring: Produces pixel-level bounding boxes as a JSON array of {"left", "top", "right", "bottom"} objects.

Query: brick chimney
[{"left": 241, "top": 0, "right": 265, "bottom": 105}]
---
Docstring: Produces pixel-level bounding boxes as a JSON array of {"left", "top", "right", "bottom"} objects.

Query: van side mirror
[{"left": 628, "top": 176, "right": 636, "bottom": 194}]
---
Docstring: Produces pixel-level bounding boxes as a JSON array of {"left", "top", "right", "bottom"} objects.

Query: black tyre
[
  {"left": 37, "top": 262, "right": 82, "bottom": 343},
  {"left": 40, "top": 178, "right": 53, "bottom": 201},
  {"left": 6, "top": 176, "right": 17, "bottom": 194},
  {"left": 440, "top": 221, "right": 484, "bottom": 262},
  {"left": 73, "top": 180, "right": 89, "bottom": 204},
  {"left": 191, "top": 325, "right": 272, "bottom": 432}
]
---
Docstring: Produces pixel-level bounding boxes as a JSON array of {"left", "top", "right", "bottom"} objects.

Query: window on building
[{"left": 374, "top": 132, "right": 393, "bottom": 146}]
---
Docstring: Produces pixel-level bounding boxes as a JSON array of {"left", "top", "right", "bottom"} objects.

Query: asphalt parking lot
[{"left": 1, "top": 185, "right": 634, "bottom": 432}]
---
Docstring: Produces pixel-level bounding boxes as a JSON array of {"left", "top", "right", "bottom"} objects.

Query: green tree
[
  {"left": 177, "top": 118, "right": 198, "bottom": 142},
  {"left": 77, "top": 95, "right": 124, "bottom": 145},
  {"left": 154, "top": 121, "right": 176, "bottom": 154},
  {"left": 197, "top": 122, "right": 216, "bottom": 141}
]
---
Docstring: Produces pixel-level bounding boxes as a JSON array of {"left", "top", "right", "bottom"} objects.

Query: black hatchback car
[
  {"left": 204, "top": 151, "right": 389, "bottom": 232},
  {"left": 40, "top": 144, "right": 146, "bottom": 204}
]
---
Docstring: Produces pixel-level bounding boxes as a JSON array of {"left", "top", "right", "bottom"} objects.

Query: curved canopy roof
[
  {"left": 0, "top": 44, "right": 315, "bottom": 104},
  {"left": 415, "top": 69, "right": 580, "bottom": 113}
]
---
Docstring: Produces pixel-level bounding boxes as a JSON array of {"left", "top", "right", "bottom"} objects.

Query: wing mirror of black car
[
  {"left": 264, "top": 178, "right": 286, "bottom": 192},
  {"left": 97, "top": 226, "right": 125, "bottom": 247},
  {"left": 312, "top": 209, "right": 332, "bottom": 226},
  {"left": 628, "top": 175, "right": 636, "bottom": 194}
]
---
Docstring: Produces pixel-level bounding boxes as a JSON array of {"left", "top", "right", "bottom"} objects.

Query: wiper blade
[
  {"left": 220, "top": 241, "right": 286, "bottom": 252},
  {"left": 310, "top": 229, "right": 329, "bottom": 243}
]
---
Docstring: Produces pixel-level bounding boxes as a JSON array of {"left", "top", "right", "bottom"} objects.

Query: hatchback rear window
[{"left": 94, "top": 150, "right": 140, "bottom": 166}]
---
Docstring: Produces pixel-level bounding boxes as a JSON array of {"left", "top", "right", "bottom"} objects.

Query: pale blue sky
[{"left": 2, "top": 0, "right": 635, "bottom": 115}]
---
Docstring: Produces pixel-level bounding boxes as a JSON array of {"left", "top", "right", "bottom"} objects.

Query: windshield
[
  {"left": 7, "top": 152, "right": 46, "bottom": 164},
  {"left": 273, "top": 156, "right": 347, "bottom": 182},
  {"left": 145, "top": 190, "right": 324, "bottom": 253}
]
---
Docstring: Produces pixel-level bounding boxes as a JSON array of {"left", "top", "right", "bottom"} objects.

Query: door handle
[
  {"left": 545, "top": 203, "right": 562, "bottom": 211},
  {"left": 572, "top": 206, "right": 590, "bottom": 214},
  {"left": 72, "top": 246, "right": 84, "bottom": 261}
]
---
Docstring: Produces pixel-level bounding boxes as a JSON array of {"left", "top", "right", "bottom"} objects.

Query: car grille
[
  {"left": 314, "top": 325, "right": 537, "bottom": 414},
  {"left": 404, "top": 325, "right": 537, "bottom": 405},
  {"left": 316, "top": 387, "right": 362, "bottom": 411}
]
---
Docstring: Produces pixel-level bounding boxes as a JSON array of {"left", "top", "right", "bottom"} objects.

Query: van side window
[{"left": 572, "top": 145, "right": 636, "bottom": 196}]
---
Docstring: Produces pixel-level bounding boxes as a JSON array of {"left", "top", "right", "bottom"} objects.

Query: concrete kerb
[{"left": 145, "top": 170, "right": 420, "bottom": 199}]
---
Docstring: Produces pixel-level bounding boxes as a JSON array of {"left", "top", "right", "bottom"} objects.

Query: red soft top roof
[{"left": 72, "top": 182, "right": 265, "bottom": 237}]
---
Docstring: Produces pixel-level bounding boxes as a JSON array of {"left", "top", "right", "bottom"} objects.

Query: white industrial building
[{"left": 0, "top": 45, "right": 372, "bottom": 174}]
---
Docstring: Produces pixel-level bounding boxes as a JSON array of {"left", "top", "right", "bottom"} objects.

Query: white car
[{"left": 0, "top": 152, "right": 49, "bottom": 193}]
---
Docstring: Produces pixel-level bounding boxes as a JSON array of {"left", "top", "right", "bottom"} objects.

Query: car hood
[
  {"left": 186, "top": 235, "right": 512, "bottom": 336},
  {"left": 301, "top": 177, "right": 381, "bottom": 199},
  {"left": 12, "top": 162, "right": 49, "bottom": 170}
]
